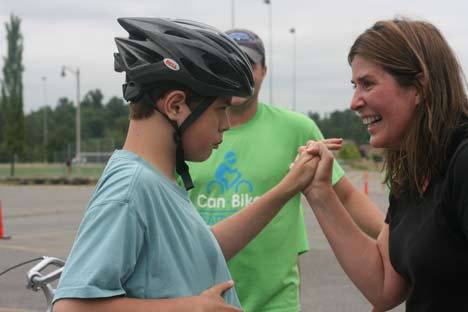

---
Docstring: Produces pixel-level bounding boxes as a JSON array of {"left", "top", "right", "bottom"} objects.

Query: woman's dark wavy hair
[{"left": 348, "top": 18, "right": 468, "bottom": 196}]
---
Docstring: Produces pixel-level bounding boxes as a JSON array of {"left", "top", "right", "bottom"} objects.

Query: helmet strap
[
  {"left": 175, "top": 96, "right": 216, "bottom": 190},
  {"left": 179, "top": 97, "right": 216, "bottom": 133},
  {"left": 145, "top": 93, "right": 216, "bottom": 190},
  {"left": 174, "top": 130, "right": 194, "bottom": 190}
]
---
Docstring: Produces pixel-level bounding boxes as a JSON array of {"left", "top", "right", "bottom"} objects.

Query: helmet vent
[
  {"left": 128, "top": 32, "right": 146, "bottom": 41},
  {"left": 123, "top": 40, "right": 164, "bottom": 66},
  {"left": 139, "top": 46, "right": 164, "bottom": 63},
  {"left": 180, "top": 57, "right": 227, "bottom": 87},
  {"left": 125, "top": 51, "right": 139, "bottom": 68},
  {"left": 165, "top": 30, "right": 190, "bottom": 40},
  {"left": 203, "top": 54, "right": 231, "bottom": 76},
  {"left": 205, "top": 33, "right": 236, "bottom": 54}
]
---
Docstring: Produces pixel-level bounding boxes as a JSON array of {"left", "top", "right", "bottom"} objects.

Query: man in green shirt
[{"left": 188, "top": 28, "right": 384, "bottom": 312}]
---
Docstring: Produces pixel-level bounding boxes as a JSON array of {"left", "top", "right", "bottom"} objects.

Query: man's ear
[{"left": 157, "top": 90, "right": 191, "bottom": 125}]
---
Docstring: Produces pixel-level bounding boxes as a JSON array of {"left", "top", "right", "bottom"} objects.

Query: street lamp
[
  {"left": 263, "top": 0, "right": 273, "bottom": 105},
  {"left": 41, "top": 76, "right": 48, "bottom": 162},
  {"left": 61, "top": 66, "right": 81, "bottom": 174},
  {"left": 289, "top": 27, "right": 296, "bottom": 111}
]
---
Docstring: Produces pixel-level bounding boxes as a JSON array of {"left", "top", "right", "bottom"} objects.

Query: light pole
[
  {"left": 231, "top": 0, "right": 235, "bottom": 28},
  {"left": 61, "top": 66, "right": 81, "bottom": 174},
  {"left": 289, "top": 27, "right": 296, "bottom": 111},
  {"left": 41, "top": 76, "right": 48, "bottom": 162},
  {"left": 263, "top": 0, "right": 273, "bottom": 105}
]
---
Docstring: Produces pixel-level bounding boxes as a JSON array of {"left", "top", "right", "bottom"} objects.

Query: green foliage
[
  {"left": 0, "top": 13, "right": 132, "bottom": 165},
  {"left": 104, "top": 96, "right": 129, "bottom": 148},
  {"left": 18, "top": 92, "right": 130, "bottom": 163},
  {"left": 81, "top": 89, "right": 104, "bottom": 110},
  {"left": 337, "top": 142, "right": 361, "bottom": 160},
  {"left": 0, "top": 98, "right": 4, "bottom": 154},
  {"left": 24, "top": 108, "right": 45, "bottom": 161},
  {"left": 308, "top": 109, "right": 369, "bottom": 145},
  {"left": 371, "top": 153, "right": 384, "bottom": 163},
  {"left": 1, "top": 14, "right": 25, "bottom": 162},
  {"left": 19, "top": 96, "right": 377, "bottom": 163},
  {"left": 47, "top": 97, "right": 76, "bottom": 161}
]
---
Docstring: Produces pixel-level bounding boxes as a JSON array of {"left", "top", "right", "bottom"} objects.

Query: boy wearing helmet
[{"left": 52, "top": 18, "right": 321, "bottom": 312}]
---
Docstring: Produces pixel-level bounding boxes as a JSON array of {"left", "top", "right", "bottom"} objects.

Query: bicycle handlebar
[{"left": 26, "top": 256, "right": 65, "bottom": 312}]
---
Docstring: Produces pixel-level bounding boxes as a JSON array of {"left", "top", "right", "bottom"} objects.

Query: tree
[
  {"left": 104, "top": 96, "right": 128, "bottom": 148},
  {"left": 0, "top": 98, "right": 5, "bottom": 161},
  {"left": 1, "top": 14, "right": 25, "bottom": 173},
  {"left": 24, "top": 108, "right": 45, "bottom": 162},
  {"left": 48, "top": 97, "right": 76, "bottom": 161},
  {"left": 105, "top": 96, "right": 128, "bottom": 122},
  {"left": 17, "top": 92, "right": 129, "bottom": 163},
  {"left": 81, "top": 89, "right": 106, "bottom": 140},
  {"left": 337, "top": 142, "right": 361, "bottom": 160},
  {"left": 81, "top": 89, "right": 104, "bottom": 110},
  {"left": 308, "top": 109, "right": 369, "bottom": 145}
]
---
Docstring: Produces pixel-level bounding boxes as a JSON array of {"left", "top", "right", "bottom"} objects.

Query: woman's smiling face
[{"left": 350, "top": 55, "right": 420, "bottom": 150}]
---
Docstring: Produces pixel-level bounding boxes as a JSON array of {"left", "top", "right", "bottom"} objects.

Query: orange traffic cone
[{"left": 0, "top": 200, "right": 11, "bottom": 240}]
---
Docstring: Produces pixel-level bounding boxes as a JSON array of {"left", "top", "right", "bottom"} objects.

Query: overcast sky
[{"left": 1, "top": 0, "right": 468, "bottom": 115}]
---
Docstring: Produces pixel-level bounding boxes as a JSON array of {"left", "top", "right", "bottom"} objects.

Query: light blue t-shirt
[{"left": 53, "top": 150, "right": 240, "bottom": 307}]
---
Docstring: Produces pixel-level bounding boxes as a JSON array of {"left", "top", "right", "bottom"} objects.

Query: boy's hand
[
  {"left": 284, "top": 138, "right": 342, "bottom": 194},
  {"left": 196, "top": 280, "right": 243, "bottom": 312},
  {"left": 282, "top": 147, "right": 320, "bottom": 195}
]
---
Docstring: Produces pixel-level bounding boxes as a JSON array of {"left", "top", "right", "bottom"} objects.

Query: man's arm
[{"left": 333, "top": 176, "right": 384, "bottom": 238}]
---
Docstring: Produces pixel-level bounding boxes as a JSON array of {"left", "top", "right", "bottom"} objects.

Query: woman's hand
[
  {"left": 301, "top": 140, "right": 338, "bottom": 200},
  {"left": 197, "top": 281, "right": 242, "bottom": 312},
  {"left": 282, "top": 147, "right": 320, "bottom": 196},
  {"left": 281, "top": 138, "right": 341, "bottom": 197},
  {"left": 292, "top": 138, "right": 342, "bottom": 168}
]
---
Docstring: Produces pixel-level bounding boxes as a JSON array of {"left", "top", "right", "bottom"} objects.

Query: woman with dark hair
[{"left": 303, "top": 18, "right": 468, "bottom": 311}]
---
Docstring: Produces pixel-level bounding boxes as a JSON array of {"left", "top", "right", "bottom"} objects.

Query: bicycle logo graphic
[{"left": 206, "top": 150, "right": 253, "bottom": 194}]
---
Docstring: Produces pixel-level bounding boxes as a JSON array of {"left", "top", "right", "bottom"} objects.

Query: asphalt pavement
[{"left": 0, "top": 171, "right": 404, "bottom": 311}]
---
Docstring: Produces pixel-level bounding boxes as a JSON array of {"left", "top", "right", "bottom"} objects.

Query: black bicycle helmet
[{"left": 114, "top": 17, "right": 254, "bottom": 190}]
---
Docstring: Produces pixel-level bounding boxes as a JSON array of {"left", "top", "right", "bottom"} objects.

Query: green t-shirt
[{"left": 188, "top": 103, "right": 344, "bottom": 312}]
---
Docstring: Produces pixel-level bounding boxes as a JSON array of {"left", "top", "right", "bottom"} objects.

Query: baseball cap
[{"left": 226, "top": 28, "right": 265, "bottom": 64}]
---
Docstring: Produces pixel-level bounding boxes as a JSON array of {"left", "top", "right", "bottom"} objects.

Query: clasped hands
[{"left": 286, "top": 138, "right": 342, "bottom": 196}]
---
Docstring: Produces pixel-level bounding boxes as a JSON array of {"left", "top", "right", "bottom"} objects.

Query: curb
[{"left": 0, "top": 177, "right": 98, "bottom": 185}]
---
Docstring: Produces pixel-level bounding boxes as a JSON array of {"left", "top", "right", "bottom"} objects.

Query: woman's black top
[{"left": 385, "top": 130, "right": 468, "bottom": 311}]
